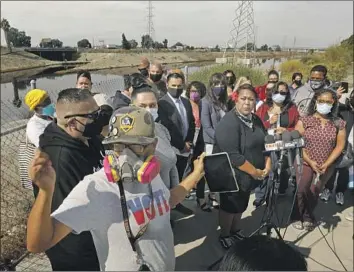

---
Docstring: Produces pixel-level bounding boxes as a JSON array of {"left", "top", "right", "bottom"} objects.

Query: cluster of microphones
[{"left": 264, "top": 130, "right": 305, "bottom": 194}]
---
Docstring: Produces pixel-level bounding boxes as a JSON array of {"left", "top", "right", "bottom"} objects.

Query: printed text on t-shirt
[{"left": 127, "top": 189, "right": 170, "bottom": 225}]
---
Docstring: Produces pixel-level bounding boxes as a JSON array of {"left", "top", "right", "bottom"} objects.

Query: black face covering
[
  {"left": 294, "top": 80, "right": 302, "bottom": 86},
  {"left": 168, "top": 87, "right": 183, "bottom": 98},
  {"left": 139, "top": 69, "right": 149, "bottom": 78},
  {"left": 150, "top": 73, "right": 163, "bottom": 82},
  {"left": 76, "top": 118, "right": 104, "bottom": 138}
]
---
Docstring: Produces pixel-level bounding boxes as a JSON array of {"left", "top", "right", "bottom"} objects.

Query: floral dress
[{"left": 301, "top": 116, "right": 346, "bottom": 166}]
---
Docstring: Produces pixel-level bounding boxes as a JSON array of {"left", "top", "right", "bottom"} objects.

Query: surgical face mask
[
  {"left": 309, "top": 79, "right": 324, "bottom": 90},
  {"left": 272, "top": 93, "right": 286, "bottom": 104},
  {"left": 190, "top": 92, "right": 201, "bottom": 102},
  {"left": 316, "top": 102, "right": 332, "bottom": 115},
  {"left": 146, "top": 108, "right": 158, "bottom": 121},
  {"left": 41, "top": 103, "right": 55, "bottom": 117},
  {"left": 149, "top": 73, "right": 163, "bottom": 82},
  {"left": 168, "top": 87, "right": 183, "bottom": 98},
  {"left": 212, "top": 86, "right": 226, "bottom": 96}
]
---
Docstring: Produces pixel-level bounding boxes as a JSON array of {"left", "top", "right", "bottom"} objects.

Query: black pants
[
  {"left": 176, "top": 155, "right": 188, "bottom": 182},
  {"left": 325, "top": 167, "right": 349, "bottom": 193}
]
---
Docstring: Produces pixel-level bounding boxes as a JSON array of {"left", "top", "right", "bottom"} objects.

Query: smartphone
[{"left": 341, "top": 82, "right": 349, "bottom": 93}]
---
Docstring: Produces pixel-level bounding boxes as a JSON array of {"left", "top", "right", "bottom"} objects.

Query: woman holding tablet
[{"left": 214, "top": 84, "right": 271, "bottom": 249}]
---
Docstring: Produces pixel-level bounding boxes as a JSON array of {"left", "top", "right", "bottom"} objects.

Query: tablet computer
[{"left": 204, "top": 152, "right": 239, "bottom": 193}]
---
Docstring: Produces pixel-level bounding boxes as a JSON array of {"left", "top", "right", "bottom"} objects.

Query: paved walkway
[{"left": 17, "top": 190, "right": 353, "bottom": 271}]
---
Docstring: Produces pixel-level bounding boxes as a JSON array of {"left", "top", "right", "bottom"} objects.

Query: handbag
[{"left": 18, "top": 135, "right": 36, "bottom": 189}]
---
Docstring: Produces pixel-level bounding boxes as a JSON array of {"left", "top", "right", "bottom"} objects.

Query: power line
[{"left": 223, "top": 1, "right": 256, "bottom": 65}]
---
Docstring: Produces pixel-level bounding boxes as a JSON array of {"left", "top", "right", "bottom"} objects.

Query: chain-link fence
[
  {"left": 0, "top": 65, "right": 209, "bottom": 271},
  {"left": 0, "top": 76, "right": 128, "bottom": 270}
]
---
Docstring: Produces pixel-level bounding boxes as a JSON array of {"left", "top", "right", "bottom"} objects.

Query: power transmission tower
[
  {"left": 223, "top": 1, "right": 256, "bottom": 65},
  {"left": 146, "top": 1, "right": 155, "bottom": 52}
]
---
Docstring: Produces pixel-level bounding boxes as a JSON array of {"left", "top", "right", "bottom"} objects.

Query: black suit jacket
[{"left": 158, "top": 94, "right": 195, "bottom": 151}]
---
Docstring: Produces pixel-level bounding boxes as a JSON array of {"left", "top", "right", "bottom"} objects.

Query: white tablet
[{"left": 204, "top": 152, "right": 240, "bottom": 193}]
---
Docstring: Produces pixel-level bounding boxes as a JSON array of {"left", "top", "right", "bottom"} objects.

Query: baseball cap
[
  {"left": 102, "top": 106, "right": 156, "bottom": 145},
  {"left": 138, "top": 57, "right": 150, "bottom": 69},
  {"left": 24, "top": 89, "right": 48, "bottom": 111}
]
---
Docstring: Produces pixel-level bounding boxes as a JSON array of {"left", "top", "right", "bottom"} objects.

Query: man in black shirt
[{"left": 35, "top": 88, "right": 106, "bottom": 271}]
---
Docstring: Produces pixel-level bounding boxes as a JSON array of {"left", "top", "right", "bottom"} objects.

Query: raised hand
[{"left": 29, "top": 150, "right": 56, "bottom": 192}]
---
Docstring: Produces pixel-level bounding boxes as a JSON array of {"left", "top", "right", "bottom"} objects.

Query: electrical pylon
[
  {"left": 146, "top": 1, "right": 155, "bottom": 55},
  {"left": 223, "top": 1, "right": 256, "bottom": 65}
]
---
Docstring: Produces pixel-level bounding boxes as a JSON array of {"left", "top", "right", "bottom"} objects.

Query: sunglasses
[{"left": 64, "top": 108, "right": 101, "bottom": 119}]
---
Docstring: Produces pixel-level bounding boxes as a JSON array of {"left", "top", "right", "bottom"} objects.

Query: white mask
[
  {"left": 146, "top": 108, "right": 158, "bottom": 121},
  {"left": 316, "top": 103, "right": 332, "bottom": 115},
  {"left": 272, "top": 93, "right": 286, "bottom": 104}
]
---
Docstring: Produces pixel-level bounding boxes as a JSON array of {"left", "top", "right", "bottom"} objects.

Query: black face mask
[
  {"left": 150, "top": 73, "right": 163, "bottom": 82},
  {"left": 268, "top": 80, "right": 278, "bottom": 84},
  {"left": 294, "top": 80, "right": 302, "bottom": 86},
  {"left": 168, "top": 87, "right": 183, "bottom": 98},
  {"left": 76, "top": 118, "right": 104, "bottom": 138},
  {"left": 139, "top": 68, "right": 149, "bottom": 78}
]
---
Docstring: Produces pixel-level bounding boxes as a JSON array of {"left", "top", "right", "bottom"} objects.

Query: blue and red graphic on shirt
[{"left": 127, "top": 189, "right": 170, "bottom": 225}]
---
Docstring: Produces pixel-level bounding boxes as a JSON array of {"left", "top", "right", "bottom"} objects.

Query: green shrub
[
  {"left": 280, "top": 44, "right": 353, "bottom": 82},
  {"left": 188, "top": 64, "right": 267, "bottom": 86}
]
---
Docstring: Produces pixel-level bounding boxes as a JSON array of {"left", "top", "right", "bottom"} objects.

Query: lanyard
[{"left": 116, "top": 180, "right": 154, "bottom": 252}]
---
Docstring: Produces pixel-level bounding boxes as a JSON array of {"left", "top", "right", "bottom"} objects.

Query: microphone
[
  {"left": 291, "top": 130, "right": 304, "bottom": 175},
  {"left": 282, "top": 131, "right": 296, "bottom": 180}
]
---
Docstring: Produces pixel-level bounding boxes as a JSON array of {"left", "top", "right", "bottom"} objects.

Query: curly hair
[
  {"left": 185, "top": 81, "right": 207, "bottom": 99},
  {"left": 307, "top": 89, "right": 339, "bottom": 121},
  {"left": 265, "top": 81, "right": 294, "bottom": 111}
]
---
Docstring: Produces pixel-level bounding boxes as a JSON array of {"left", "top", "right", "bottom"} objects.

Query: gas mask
[{"left": 103, "top": 147, "right": 160, "bottom": 184}]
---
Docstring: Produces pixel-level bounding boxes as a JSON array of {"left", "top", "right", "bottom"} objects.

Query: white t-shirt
[
  {"left": 51, "top": 169, "right": 175, "bottom": 271},
  {"left": 26, "top": 115, "right": 52, "bottom": 147}
]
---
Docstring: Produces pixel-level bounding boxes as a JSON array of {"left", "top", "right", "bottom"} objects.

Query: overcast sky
[{"left": 1, "top": 1, "right": 353, "bottom": 48}]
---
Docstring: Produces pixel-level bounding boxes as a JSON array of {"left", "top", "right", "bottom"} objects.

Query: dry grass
[{"left": 0, "top": 128, "right": 34, "bottom": 264}]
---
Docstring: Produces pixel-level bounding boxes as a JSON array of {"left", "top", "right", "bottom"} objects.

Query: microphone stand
[{"left": 249, "top": 151, "right": 283, "bottom": 240}]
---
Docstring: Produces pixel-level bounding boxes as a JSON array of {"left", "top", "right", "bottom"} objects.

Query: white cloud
[{"left": 1, "top": 1, "right": 352, "bottom": 48}]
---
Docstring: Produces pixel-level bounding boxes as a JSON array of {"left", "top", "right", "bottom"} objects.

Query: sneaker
[
  {"left": 320, "top": 189, "right": 331, "bottom": 202},
  {"left": 291, "top": 221, "right": 304, "bottom": 230},
  {"left": 335, "top": 192, "right": 344, "bottom": 206},
  {"left": 230, "top": 229, "right": 246, "bottom": 240},
  {"left": 303, "top": 221, "right": 316, "bottom": 231},
  {"left": 174, "top": 203, "right": 194, "bottom": 215},
  {"left": 253, "top": 198, "right": 265, "bottom": 208},
  {"left": 219, "top": 236, "right": 236, "bottom": 249},
  {"left": 345, "top": 211, "right": 353, "bottom": 221}
]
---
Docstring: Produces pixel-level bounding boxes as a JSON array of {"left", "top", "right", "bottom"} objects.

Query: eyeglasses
[{"left": 64, "top": 108, "right": 101, "bottom": 119}]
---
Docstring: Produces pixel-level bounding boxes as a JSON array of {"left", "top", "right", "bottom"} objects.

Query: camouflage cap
[{"left": 102, "top": 106, "right": 156, "bottom": 145}]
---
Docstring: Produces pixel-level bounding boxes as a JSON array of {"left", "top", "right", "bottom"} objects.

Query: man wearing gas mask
[
  {"left": 27, "top": 106, "right": 205, "bottom": 271},
  {"left": 147, "top": 61, "right": 168, "bottom": 99},
  {"left": 33, "top": 88, "right": 109, "bottom": 271}
]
